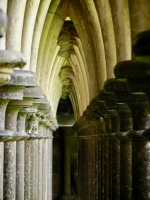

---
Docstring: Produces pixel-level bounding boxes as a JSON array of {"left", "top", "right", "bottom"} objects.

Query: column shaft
[
  {"left": 30, "top": 140, "right": 38, "bottom": 200},
  {"left": 63, "top": 133, "right": 71, "bottom": 196},
  {"left": 120, "top": 140, "right": 132, "bottom": 199},
  {"left": 24, "top": 140, "right": 30, "bottom": 199},
  {"left": 78, "top": 133, "right": 99, "bottom": 200},
  {"left": 0, "top": 99, "right": 9, "bottom": 199},
  {"left": 16, "top": 141, "right": 25, "bottom": 200},
  {"left": 16, "top": 112, "right": 26, "bottom": 200},
  {"left": 0, "top": 142, "right": 4, "bottom": 200},
  {"left": 4, "top": 105, "right": 22, "bottom": 199},
  {"left": 4, "top": 142, "right": 16, "bottom": 199},
  {"left": 38, "top": 139, "right": 43, "bottom": 200},
  {"left": 102, "top": 140, "right": 109, "bottom": 200},
  {"left": 47, "top": 137, "right": 53, "bottom": 200},
  {"left": 42, "top": 139, "right": 48, "bottom": 200}
]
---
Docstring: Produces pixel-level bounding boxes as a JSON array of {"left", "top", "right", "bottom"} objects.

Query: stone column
[
  {"left": 60, "top": 127, "right": 75, "bottom": 200},
  {"left": 104, "top": 80, "right": 133, "bottom": 200},
  {"left": 26, "top": 111, "right": 40, "bottom": 200},
  {"left": 114, "top": 30, "right": 150, "bottom": 200},
  {"left": 93, "top": 101, "right": 110, "bottom": 200},
  {"left": 16, "top": 108, "right": 30, "bottom": 200},
  {"left": 0, "top": 50, "right": 25, "bottom": 199},
  {"left": 114, "top": 104, "right": 132, "bottom": 200},
  {"left": 74, "top": 107, "right": 100, "bottom": 200},
  {"left": 45, "top": 115, "right": 57, "bottom": 200},
  {"left": 46, "top": 127, "right": 53, "bottom": 200},
  {"left": 38, "top": 123, "right": 44, "bottom": 200},
  {"left": 96, "top": 91, "right": 120, "bottom": 200},
  {"left": 3, "top": 69, "right": 36, "bottom": 200},
  {"left": 0, "top": 98, "right": 10, "bottom": 199},
  {"left": 24, "top": 136, "right": 31, "bottom": 200},
  {"left": 114, "top": 58, "right": 150, "bottom": 200},
  {"left": 32, "top": 95, "right": 51, "bottom": 200},
  {"left": 5, "top": 70, "right": 36, "bottom": 199},
  {"left": 4, "top": 91, "right": 25, "bottom": 199},
  {"left": 6, "top": 99, "right": 33, "bottom": 200},
  {"left": 106, "top": 111, "right": 120, "bottom": 200}
]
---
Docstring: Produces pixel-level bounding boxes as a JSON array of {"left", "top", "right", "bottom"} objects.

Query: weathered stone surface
[
  {"left": 24, "top": 85, "right": 43, "bottom": 99},
  {"left": 0, "top": 50, "right": 26, "bottom": 68},
  {"left": 0, "top": 85, "right": 25, "bottom": 99},
  {"left": 9, "top": 70, "right": 36, "bottom": 86}
]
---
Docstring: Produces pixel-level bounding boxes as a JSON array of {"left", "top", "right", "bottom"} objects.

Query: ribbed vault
[{"left": 1, "top": 0, "right": 150, "bottom": 120}]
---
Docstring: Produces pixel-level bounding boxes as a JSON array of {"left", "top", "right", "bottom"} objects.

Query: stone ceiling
[{"left": 1, "top": 0, "right": 150, "bottom": 120}]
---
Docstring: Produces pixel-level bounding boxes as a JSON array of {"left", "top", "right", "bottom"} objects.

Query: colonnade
[
  {"left": 0, "top": 48, "right": 58, "bottom": 200},
  {"left": 74, "top": 31, "right": 150, "bottom": 200}
]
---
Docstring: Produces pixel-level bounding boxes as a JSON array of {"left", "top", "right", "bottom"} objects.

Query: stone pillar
[
  {"left": 45, "top": 115, "right": 57, "bottom": 200},
  {"left": 106, "top": 112, "right": 120, "bottom": 200},
  {"left": 16, "top": 109, "right": 29, "bottom": 200},
  {"left": 26, "top": 111, "right": 40, "bottom": 199},
  {"left": 114, "top": 30, "right": 150, "bottom": 200},
  {"left": 21, "top": 100, "right": 41, "bottom": 200},
  {"left": 74, "top": 107, "right": 100, "bottom": 200},
  {"left": 0, "top": 98, "right": 13, "bottom": 200},
  {"left": 0, "top": 98, "right": 10, "bottom": 199},
  {"left": 0, "top": 45, "right": 26, "bottom": 198},
  {"left": 3, "top": 69, "right": 36, "bottom": 200},
  {"left": 114, "top": 55, "right": 150, "bottom": 200},
  {"left": 42, "top": 134, "right": 47, "bottom": 200},
  {"left": 16, "top": 104, "right": 38, "bottom": 200},
  {"left": 0, "top": 139, "right": 4, "bottom": 200},
  {"left": 24, "top": 137, "right": 31, "bottom": 199},
  {"left": 46, "top": 127, "right": 53, "bottom": 200},
  {"left": 8, "top": 99, "right": 33, "bottom": 200},
  {"left": 4, "top": 92, "right": 25, "bottom": 199},
  {"left": 31, "top": 95, "right": 51, "bottom": 200},
  {"left": 93, "top": 101, "right": 110, "bottom": 200},
  {"left": 104, "top": 80, "right": 133, "bottom": 200},
  {"left": 6, "top": 70, "right": 36, "bottom": 199},
  {"left": 38, "top": 123, "right": 43, "bottom": 200},
  {"left": 60, "top": 127, "right": 75, "bottom": 200},
  {"left": 113, "top": 104, "right": 132, "bottom": 200},
  {"left": 96, "top": 91, "right": 120, "bottom": 200}
]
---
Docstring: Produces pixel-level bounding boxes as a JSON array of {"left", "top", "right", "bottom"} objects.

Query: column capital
[
  {"left": 0, "top": 50, "right": 26, "bottom": 86},
  {"left": 104, "top": 78, "right": 149, "bottom": 139},
  {"left": 45, "top": 113, "right": 58, "bottom": 132},
  {"left": 26, "top": 113, "right": 41, "bottom": 136}
]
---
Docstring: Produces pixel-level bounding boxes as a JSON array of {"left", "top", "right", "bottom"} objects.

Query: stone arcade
[{"left": 1, "top": 1, "right": 150, "bottom": 200}]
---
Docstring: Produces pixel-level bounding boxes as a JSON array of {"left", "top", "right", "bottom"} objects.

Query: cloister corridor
[{"left": 0, "top": 0, "right": 150, "bottom": 199}]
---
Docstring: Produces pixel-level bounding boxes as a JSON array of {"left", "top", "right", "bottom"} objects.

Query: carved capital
[
  {"left": 57, "top": 27, "right": 73, "bottom": 58},
  {"left": 59, "top": 67, "right": 74, "bottom": 99},
  {"left": 26, "top": 113, "right": 41, "bottom": 135},
  {"left": 0, "top": 50, "right": 26, "bottom": 86}
]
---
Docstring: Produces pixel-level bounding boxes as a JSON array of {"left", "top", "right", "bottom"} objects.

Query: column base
[{"left": 60, "top": 195, "right": 75, "bottom": 200}]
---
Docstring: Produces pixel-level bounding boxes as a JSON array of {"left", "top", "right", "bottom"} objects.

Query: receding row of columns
[
  {"left": 74, "top": 31, "right": 150, "bottom": 200},
  {"left": 0, "top": 49, "right": 58, "bottom": 200}
]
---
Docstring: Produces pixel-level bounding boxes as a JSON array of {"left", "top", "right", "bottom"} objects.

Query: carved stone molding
[
  {"left": 0, "top": 50, "right": 26, "bottom": 86},
  {"left": 26, "top": 113, "right": 41, "bottom": 135},
  {"left": 57, "top": 21, "right": 78, "bottom": 59},
  {"left": 60, "top": 79, "right": 73, "bottom": 99},
  {"left": 45, "top": 113, "right": 58, "bottom": 131},
  {"left": 59, "top": 67, "right": 73, "bottom": 99}
]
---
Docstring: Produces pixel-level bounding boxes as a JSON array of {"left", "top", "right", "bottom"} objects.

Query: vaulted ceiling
[{"left": 1, "top": 0, "right": 150, "bottom": 120}]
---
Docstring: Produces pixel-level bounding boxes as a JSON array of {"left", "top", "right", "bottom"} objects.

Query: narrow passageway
[{"left": 0, "top": 0, "right": 150, "bottom": 199}]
